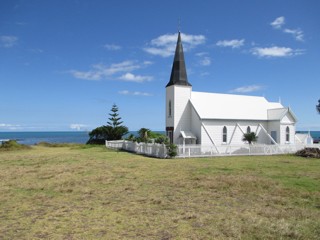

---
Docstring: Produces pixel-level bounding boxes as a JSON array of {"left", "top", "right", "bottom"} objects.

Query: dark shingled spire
[{"left": 166, "top": 32, "right": 191, "bottom": 87}]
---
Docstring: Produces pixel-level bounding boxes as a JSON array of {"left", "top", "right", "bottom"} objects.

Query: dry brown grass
[{"left": 0, "top": 145, "right": 319, "bottom": 239}]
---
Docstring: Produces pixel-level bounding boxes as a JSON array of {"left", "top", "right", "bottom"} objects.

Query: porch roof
[{"left": 180, "top": 131, "right": 197, "bottom": 139}]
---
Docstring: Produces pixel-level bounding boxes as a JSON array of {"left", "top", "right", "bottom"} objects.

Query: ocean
[
  {"left": 0, "top": 131, "right": 90, "bottom": 145},
  {"left": 0, "top": 131, "right": 319, "bottom": 145}
]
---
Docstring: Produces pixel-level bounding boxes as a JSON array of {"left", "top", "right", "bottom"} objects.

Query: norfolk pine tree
[{"left": 87, "top": 104, "right": 128, "bottom": 144}]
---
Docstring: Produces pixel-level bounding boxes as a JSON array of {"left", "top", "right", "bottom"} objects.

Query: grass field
[{"left": 0, "top": 145, "right": 319, "bottom": 239}]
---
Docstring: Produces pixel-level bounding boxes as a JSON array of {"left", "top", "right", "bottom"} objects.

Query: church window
[
  {"left": 247, "top": 126, "right": 251, "bottom": 133},
  {"left": 168, "top": 100, "right": 172, "bottom": 117},
  {"left": 222, "top": 126, "right": 227, "bottom": 143},
  {"left": 286, "top": 126, "right": 290, "bottom": 142}
]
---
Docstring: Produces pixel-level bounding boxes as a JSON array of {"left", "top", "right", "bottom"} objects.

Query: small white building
[
  {"left": 295, "top": 132, "right": 313, "bottom": 145},
  {"left": 165, "top": 32, "right": 297, "bottom": 146}
]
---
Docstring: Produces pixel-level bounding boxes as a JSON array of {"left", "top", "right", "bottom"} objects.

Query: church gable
[
  {"left": 268, "top": 108, "right": 297, "bottom": 123},
  {"left": 281, "top": 110, "right": 296, "bottom": 124}
]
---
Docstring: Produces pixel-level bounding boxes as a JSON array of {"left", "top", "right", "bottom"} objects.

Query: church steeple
[{"left": 166, "top": 32, "right": 191, "bottom": 87}]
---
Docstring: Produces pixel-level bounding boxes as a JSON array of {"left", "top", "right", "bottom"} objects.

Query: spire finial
[{"left": 178, "top": 17, "right": 181, "bottom": 33}]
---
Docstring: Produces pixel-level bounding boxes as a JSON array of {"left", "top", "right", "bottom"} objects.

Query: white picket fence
[
  {"left": 177, "top": 143, "right": 320, "bottom": 158},
  {"left": 106, "top": 140, "right": 167, "bottom": 158},
  {"left": 106, "top": 140, "right": 320, "bottom": 158}
]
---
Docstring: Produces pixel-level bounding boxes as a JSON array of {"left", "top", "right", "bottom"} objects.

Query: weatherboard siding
[
  {"left": 172, "top": 86, "right": 192, "bottom": 144},
  {"left": 199, "top": 120, "right": 271, "bottom": 146}
]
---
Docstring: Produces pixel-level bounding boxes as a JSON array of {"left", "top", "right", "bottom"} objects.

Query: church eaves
[{"left": 166, "top": 32, "right": 192, "bottom": 87}]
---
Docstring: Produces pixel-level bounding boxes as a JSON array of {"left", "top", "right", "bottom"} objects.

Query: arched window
[
  {"left": 222, "top": 126, "right": 227, "bottom": 143},
  {"left": 247, "top": 126, "right": 251, "bottom": 133},
  {"left": 168, "top": 100, "right": 172, "bottom": 117},
  {"left": 286, "top": 126, "right": 290, "bottom": 142}
]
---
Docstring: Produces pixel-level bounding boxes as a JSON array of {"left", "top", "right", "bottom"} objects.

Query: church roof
[
  {"left": 166, "top": 32, "right": 191, "bottom": 87},
  {"left": 190, "top": 91, "right": 289, "bottom": 121}
]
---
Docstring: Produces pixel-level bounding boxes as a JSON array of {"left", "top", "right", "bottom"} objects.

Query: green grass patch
[{"left": 0, "top": 146, "right": 319, "bottom": 239}]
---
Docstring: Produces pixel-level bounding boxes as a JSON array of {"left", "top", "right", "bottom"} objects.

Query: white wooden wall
[
  {"left": 199, "top": 120, "right": 272, "bottom": 146},
  {"left": 166, "top": 85, "right": 192, "bottom": 144}
]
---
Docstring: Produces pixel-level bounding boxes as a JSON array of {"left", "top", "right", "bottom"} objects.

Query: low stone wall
[{"left": 106, "top": 140, "right": 167, "bottom": 158}]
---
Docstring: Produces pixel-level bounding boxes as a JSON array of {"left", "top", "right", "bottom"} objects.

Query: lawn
[{"left": 0, "top": 145, "right": 319, "bottom": 239}]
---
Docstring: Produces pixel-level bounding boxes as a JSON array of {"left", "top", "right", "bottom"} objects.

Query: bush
[
  {"left": 242, "top": 132, "right": 258, "bottom": 144},
  {"left": 155, "top": 135, "right": 169, "bottom": 144},
  {"left": 36, "top": 142, "right": 80, "bottom": 148},
  {"left": 0, "top": 140, "right": 31, "bottom": 151},
  {"left": 166, "top": 143, "right": 178, "bottom": 158}
]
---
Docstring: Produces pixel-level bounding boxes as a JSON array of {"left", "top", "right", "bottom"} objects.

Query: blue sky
[{"left": 1, "top": 0, "right": 319, "bottom": 131}]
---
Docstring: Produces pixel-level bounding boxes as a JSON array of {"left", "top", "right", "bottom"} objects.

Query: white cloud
[
  {"left": 70, "top": 68, "right": 102, "bottom": 80},
  {"left": 118, "top": 73, "right": 153, "bottom": 83},
  {"left": 16, "top": 22, "right": 27, "bottom": 26},
  {"left": 195, "top": 52, "right": 208, "bottom": 57},
  {"left": 251, "top": 46, "right": 304, "bottom": 58},
  {"left": 70, "top": 124, "right": 87, "bottom": 131},
  {"left": 200, "top": 72, "right": 210, "bottom": 76},
  {"left": 119, "top": 90, "right": 129, "bottom": 95},
  {"left": 270, "top": 16, "right": 285, "bottom": 29},
  {"left": 0, "top": 35, "right": 18, "bottom": 48},
  {"left": 118, "top": 90, "right": 152, "bottom": 96},
  {"left": 104, "top": 44, "right": 122, "bottom": 50},
  {"left": 70, "top": 60, "right": 145, "bottom": 81},
  {"left": 144, "top": 33, "right": 206, "bottom": 57},
  {"left": 143, "top": 61, "right": 153, "bottom": 65},
  {"left": 195, "top": 52, "right": 211, "bottom": 66},
  {"left": 29, "top": 48, "right": 44, "bottom": 53},
  {"left": 216, "top": 39, "right": 245, "bottom": 48},
  {"left": 199, "top": 56, "right": 211, "bottom": 66},
  {"left": 284, "top": 28, "right": 304, "bottom": 41},
  {"left": 229, "top": 85, "right": 264, "bottom": 93},
  {"left": 0, "top": 123, "right": 21, "bottom": 130},
  {"left": 270, "top": 17, "right": 304, "bottom": 41}
]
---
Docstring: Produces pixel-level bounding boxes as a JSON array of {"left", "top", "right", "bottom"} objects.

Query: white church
[{"left": 165, "top": 32, "right": 298, "bottom": 147}]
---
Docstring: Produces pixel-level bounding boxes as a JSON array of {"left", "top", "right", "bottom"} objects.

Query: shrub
[
  {"left": 155, "top": 135, "right": 169, "bottom": 144},
  {"left": 166, "top": 143, "right": 178, "bottom": 158},
  {"left": 0, "top": 140, "right": 31, "bottom": 151},
  {"left": 242, "top": 132, "right": 258, "bottom": 144},
  {"left": 36, "top": 142, "right": 80, "bottom": 147}
]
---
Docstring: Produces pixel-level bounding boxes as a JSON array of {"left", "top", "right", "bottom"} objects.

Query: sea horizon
[
  {"left": 1, "top": 130, "right": 319, "bottom": 146},
  {"left": 0, "top": 131, "right": 165, "bottom": 145}
]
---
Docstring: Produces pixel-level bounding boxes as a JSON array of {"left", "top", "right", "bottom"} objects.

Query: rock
[{"left": 295, "top": 148, "right": 320, "bottom": 158}]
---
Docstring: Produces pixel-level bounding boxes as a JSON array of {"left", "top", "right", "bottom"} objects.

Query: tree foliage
[
  {"left": 138, "top": 128, "right": 151, "bottom": 142},
  {"left": 242, "top": 132, "right": 258, "bottom": 145},
  {"left": 107, "top": 105, "right": 124, "bottom": 127},
  {"left": 317, "top": 99, "right": 320, "bottom": 114},
  {"left": 87, "top": 104, "right": 128, "bottom": 144},
  {"left": 126, "top": 128, "right": 169, "bottom": 144}
]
